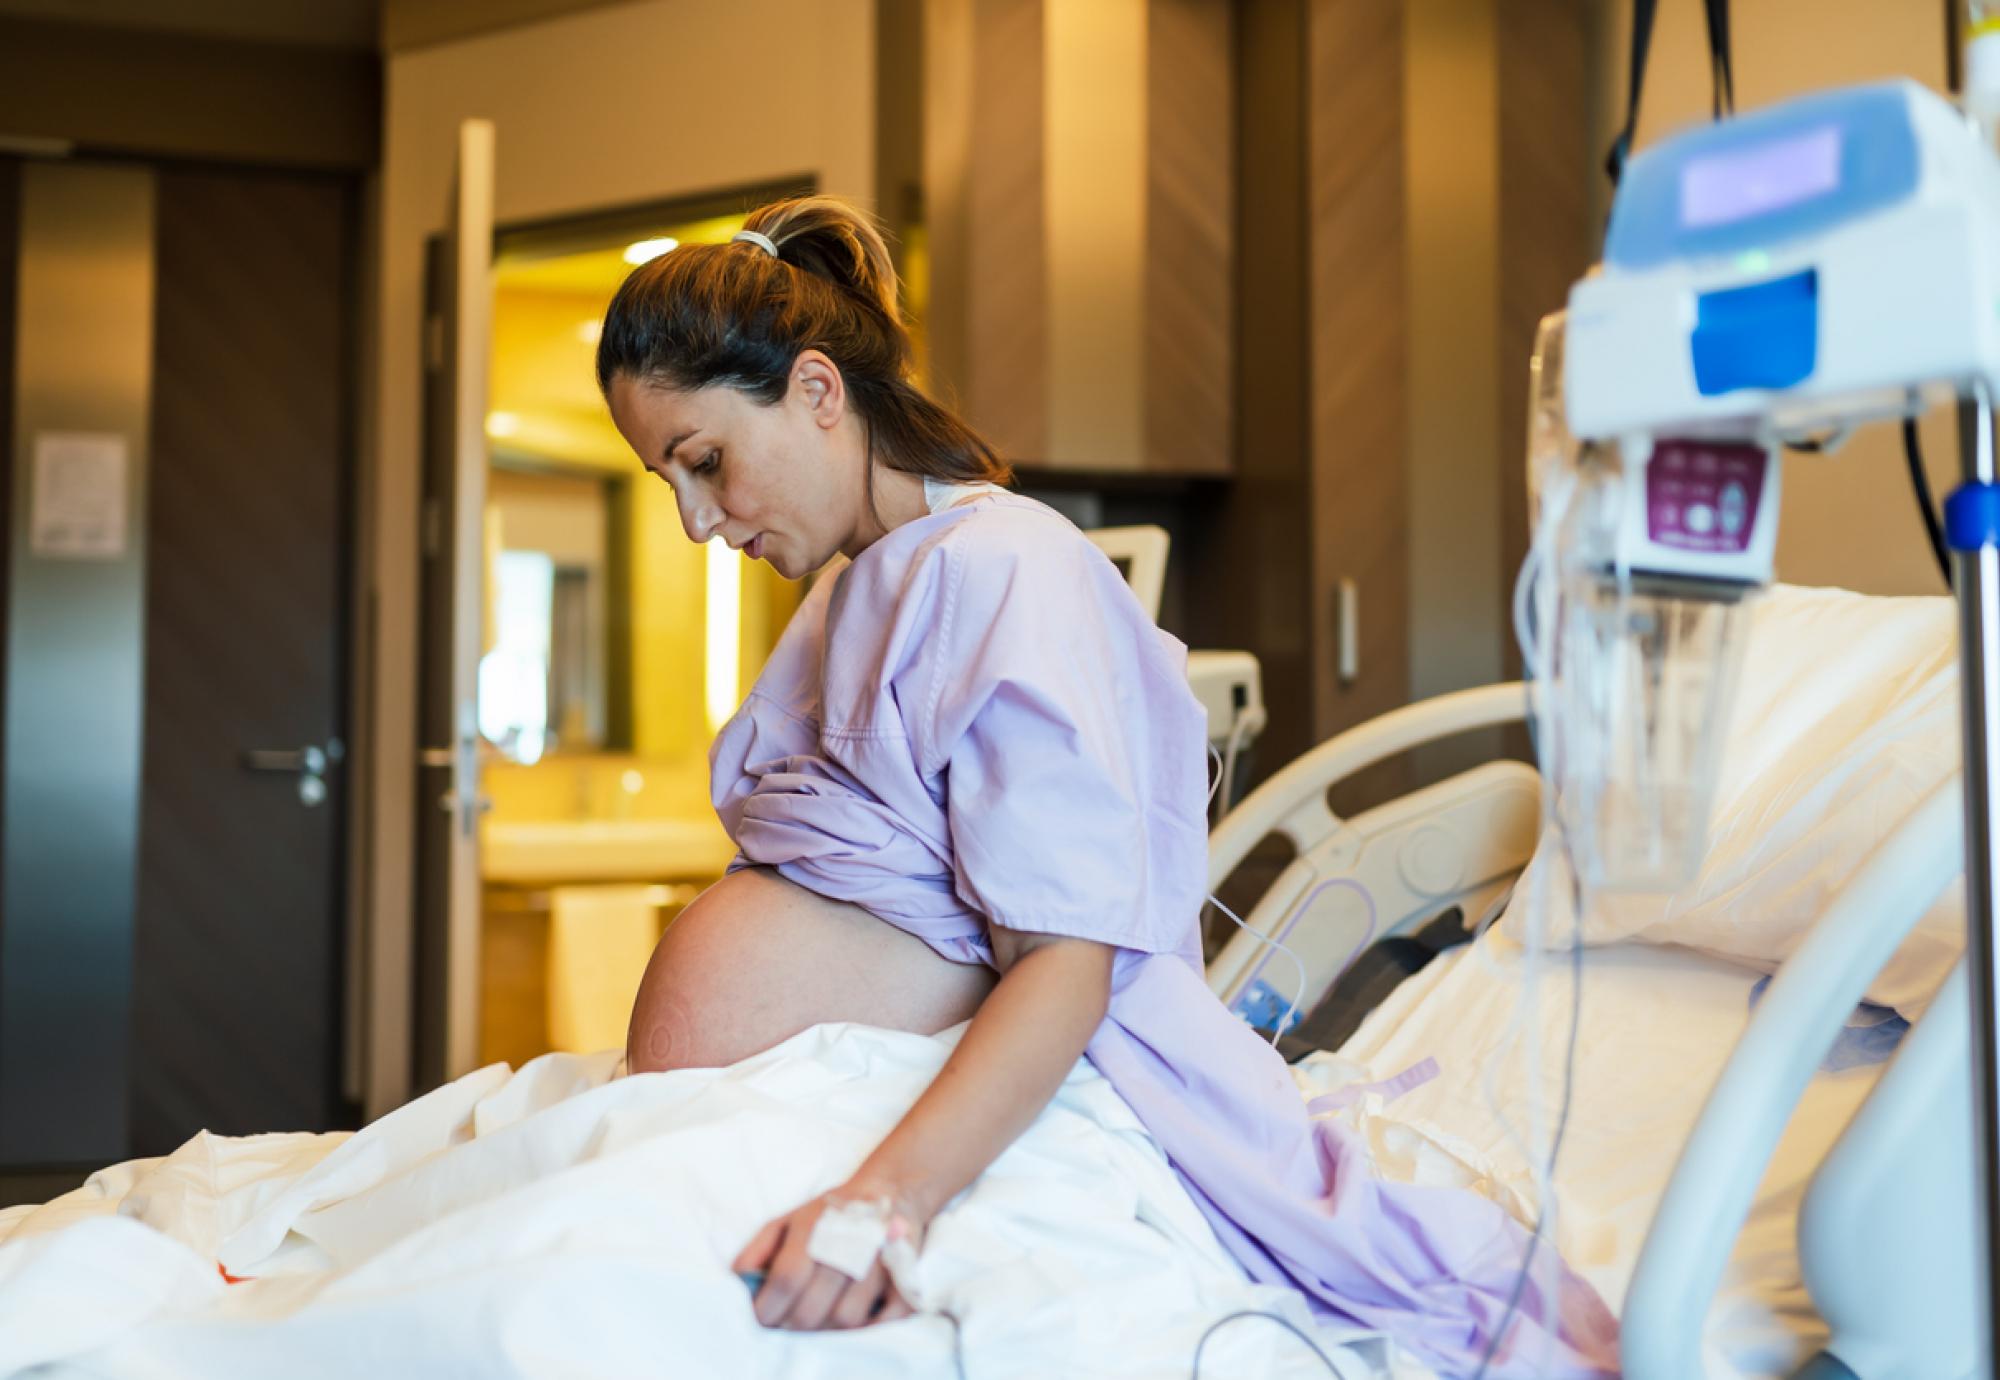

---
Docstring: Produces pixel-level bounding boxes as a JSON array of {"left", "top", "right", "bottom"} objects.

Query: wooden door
[
  {"left": 129, "top": 167, "right": 356, "bottom": 1152},
  {"left": 413, "top": 119, "right": 494, "bottom": 1092}
]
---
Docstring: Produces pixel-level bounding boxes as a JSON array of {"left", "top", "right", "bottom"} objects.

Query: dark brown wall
[
  {"left": 1496, "top": 0, "right": 1597, "bottom": 680},
  {"left": 1200, "top": 0, "right": 1594, "bottom": 801},
  {"left": 964, "top": 0, "right": 1049, "bottom": 462},
  {"left": 0, "top": 18, "right": 379, "bottom": 172},
  {"left": 1146, "top": 0, "right": 1235, "bottom": 476},
  {"left": 1186, "top": 0, "right": 1413, "bottom": 795},
  {"left": 1185, "top": 0, "right": 1313, "bottom": 766},
  {"left": 1308, "top": 0, "right": 1408, "bottom": 760},
  {"left": 876, "top": 0, "right": 927, "bottom": 285}
]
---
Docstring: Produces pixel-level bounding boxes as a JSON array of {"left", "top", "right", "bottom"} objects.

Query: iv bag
[
  {"left": 1525, "top": 311, "right": 1571, "bottom": 535},
  {"left": 1539, "top": 447, "right": 1755, "bottom": 892}
]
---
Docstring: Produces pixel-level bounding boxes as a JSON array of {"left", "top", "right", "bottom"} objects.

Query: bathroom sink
[{"left": 482, "top": 816, "right": 737, "bottom": 884}]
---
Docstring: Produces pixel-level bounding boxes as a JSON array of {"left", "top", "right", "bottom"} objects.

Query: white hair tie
[{"left": 732, "top": 229, "right": 779, "bottom": 258}]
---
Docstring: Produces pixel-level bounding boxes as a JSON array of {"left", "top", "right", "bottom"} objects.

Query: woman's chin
[{"left": 787, "top": 546, "right": 842, "bottom": 580}]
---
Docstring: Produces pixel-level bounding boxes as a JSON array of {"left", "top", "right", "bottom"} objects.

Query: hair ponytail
[
  {"left": 743, "top": 198, "right": 900, "bottom": 329},
  {"left": 596, "top": 195, "right": 1010, "bottom": 488}
]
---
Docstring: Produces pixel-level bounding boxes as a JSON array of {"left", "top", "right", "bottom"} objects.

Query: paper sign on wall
[{"left": 31, "top": 432, "right": 129, "bottom": 560}]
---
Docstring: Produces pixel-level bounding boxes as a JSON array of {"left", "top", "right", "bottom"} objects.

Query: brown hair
[{"left": 595, "top": 195, "right": 1011, "bottom": 491}]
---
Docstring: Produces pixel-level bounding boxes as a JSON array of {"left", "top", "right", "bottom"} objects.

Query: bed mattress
[{"left": 1301, "top": 930, "right": 1889, "bottom": 1379}]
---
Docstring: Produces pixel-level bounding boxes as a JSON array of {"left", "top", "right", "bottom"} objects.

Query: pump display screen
[{"left": 1680, "top": 125, "right": 1842, "bottom": 229}]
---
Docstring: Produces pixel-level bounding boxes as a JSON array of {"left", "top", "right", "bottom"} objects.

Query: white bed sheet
[
  {"left": 1299, "top": 928, "right": 1885, "bottom": 1380},
  {"left": 0, "top": 1022, "right": 1419, "bottom": 1380}
]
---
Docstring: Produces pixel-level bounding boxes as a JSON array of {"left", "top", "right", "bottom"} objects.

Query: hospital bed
[
  {"left": 0, "top": 590, "right": 1972, "bottom": 1379},
  {"left": 1205, "top": 582, "right": 1976, "bottom": 1378},
  {"left": 1203, "top": 679, "right": 1850, "bottom": 1377}
]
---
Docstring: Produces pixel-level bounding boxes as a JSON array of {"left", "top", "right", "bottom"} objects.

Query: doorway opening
[{"left": 419, "top": 179, "right": 826, "bottom": 1085}]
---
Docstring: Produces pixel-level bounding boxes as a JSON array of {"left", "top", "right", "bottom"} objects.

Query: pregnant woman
[{"left": 596, "top": 195, "right": 1614, "bottom": 1376}]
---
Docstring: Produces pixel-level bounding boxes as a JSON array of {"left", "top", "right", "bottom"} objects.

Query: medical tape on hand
[{"left": 806, "top": 1197, "right": 926, "bottom": 1308}]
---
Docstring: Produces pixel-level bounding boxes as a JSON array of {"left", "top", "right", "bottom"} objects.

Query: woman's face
[{"left": 606, "top": 351, "right": 865, "bottom": 580}]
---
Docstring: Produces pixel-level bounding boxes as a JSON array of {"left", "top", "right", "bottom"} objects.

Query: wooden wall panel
[
  {"left": 1497, "top": 0, "right": 1595, "bottom": 678},
  {"left": 1145, "top": 0, "right": 1235, "bottom": 476},
  {"left": 964, "top": 0, "right": 1048, "bottom": 462},
  {"left": 1184, "top": 0, "right": 1311, "bottom": 768},
  {"left": 926, "top": 0, "right": 1234, "bottom": 474},
  {"left": 1308, "top": 0, "right": 1408, "bottom": 748}
]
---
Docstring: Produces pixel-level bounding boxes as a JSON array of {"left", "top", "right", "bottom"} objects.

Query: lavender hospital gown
[{"left": 710, "top": 492, "right": 1618, "bottom": 1377}]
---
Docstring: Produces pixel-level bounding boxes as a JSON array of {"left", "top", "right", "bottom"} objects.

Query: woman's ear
[{"left": 790, "top": 349, "right": 846, "bottom": 432}]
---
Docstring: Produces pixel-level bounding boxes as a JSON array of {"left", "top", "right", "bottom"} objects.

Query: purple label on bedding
[
  {"left": 1646, "top": 439, "right": 1770, "bottom": 554},
  {"left": 1306, "top": 1057, "right": 1442, "bottom": 1116}
]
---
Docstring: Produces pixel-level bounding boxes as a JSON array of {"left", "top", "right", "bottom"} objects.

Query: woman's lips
[{"left": 747, "top": 534, "right": 764, "bottom": 561}]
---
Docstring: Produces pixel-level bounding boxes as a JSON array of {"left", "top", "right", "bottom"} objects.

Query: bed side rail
[
  {"left": 1205, "top": 762, "right": 1539, "bottom": 1018},
  {"left": 1205, "top": 684, "right": 1537, "bottom": 1017},
  {"left": 1620, "top": 780, "right": 1963, "bottom": 1380},
  {"left": 1207, "top": 682, "right": 1532, "bottom": 889}
]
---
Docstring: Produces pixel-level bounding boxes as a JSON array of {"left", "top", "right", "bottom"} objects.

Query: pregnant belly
[{"left": 623, "top": 866, "right": 997, "bottom": 1073}]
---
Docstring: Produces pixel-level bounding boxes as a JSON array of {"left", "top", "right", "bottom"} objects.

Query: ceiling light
[
  {"left": 577, "top": 319, "right": 603, "bottom": 345},
  {"left": 485, "top": 411, "right": 520, "bottom": 439},
  {"left": 622, "top": 237, "right": 679, "bottom": 266}
]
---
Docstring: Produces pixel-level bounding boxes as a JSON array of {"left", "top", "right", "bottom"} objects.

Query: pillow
[{"left": 1500, "top": 583, "right": 1961, "bottom": 1016}]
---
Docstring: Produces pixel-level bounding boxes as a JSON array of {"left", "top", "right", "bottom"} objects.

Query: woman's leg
[{"left": 625, "top": 866, "right": 995, "bottom": 1073}]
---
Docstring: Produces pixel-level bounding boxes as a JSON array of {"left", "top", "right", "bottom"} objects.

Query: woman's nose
[{"left": 678, "top": 496, "right": 723, "bottom": 544}]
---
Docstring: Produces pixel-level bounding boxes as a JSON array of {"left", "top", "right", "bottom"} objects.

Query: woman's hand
[
  {"left": 732, "top": 1181, "right": 926, "bottom": 1330},
  {"left": 734, "top": 936, "right": 1112, "bottom": 1333}
]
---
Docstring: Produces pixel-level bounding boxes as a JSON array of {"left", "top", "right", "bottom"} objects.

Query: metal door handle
[
  {"left": 245, "top": 746, "right": 326, "bottom": 775},
  {"left": 423, "top": 741, "right": 493, "bottom": 832},
  {"left": 240, "top": 739, "right": 343, "bottom": 808}
]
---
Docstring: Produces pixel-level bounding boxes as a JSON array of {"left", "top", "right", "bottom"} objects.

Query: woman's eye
[{"left": 695, "top": 450, "right": 721, "bottom": 476}]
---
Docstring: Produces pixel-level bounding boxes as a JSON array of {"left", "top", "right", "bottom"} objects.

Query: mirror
[
  {"left": 481, "top": 465, "right": 623, "bottom": 762},
  {"left": 480, "top": 195, "right": 810, "bottom": 775}
]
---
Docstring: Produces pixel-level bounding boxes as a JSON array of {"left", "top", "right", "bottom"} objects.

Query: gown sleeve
[{"left": 915, "top": 510, "right": 1211, "bottom": 955}]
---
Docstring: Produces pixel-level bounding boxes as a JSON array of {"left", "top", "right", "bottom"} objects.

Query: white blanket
[{"left": 0, "top": 1023, "right": 1414, "bottom": 1380}]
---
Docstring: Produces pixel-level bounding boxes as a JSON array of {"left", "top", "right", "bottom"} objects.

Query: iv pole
[
  {"left": 1954, "top": 15, "right": 2000, "bottom": 1373},
  {"left": 1950, "top": 390, "right": 2000, "bottom": 1376}
]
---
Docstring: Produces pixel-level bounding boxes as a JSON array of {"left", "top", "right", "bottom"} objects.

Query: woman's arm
[{"left": 733, "top": 931, "right": 1114, "bottom": 1330}]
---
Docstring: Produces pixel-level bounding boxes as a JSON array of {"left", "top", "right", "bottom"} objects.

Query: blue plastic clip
[
  {"left": 1946, "top": 481, "right": 2000, "bottom": 553},
  {"left": 1690, "top": 270, "right": 1819, "bottom": 397},
  {"left": 1231, "top": 978, "right": 1304, "bottom": 1034}
]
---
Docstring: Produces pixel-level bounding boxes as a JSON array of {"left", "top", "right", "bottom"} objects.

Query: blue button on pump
[
  {"left": 1690, "top": 269, "right": 1818, "bottom": 397},
  {"left": 1947, "top": 482, "right": 2000, "bottom": 552}
]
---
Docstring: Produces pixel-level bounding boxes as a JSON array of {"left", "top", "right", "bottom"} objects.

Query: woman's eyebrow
[{"left": 664, "top": 430, "right": 698, "bottom": 463}]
